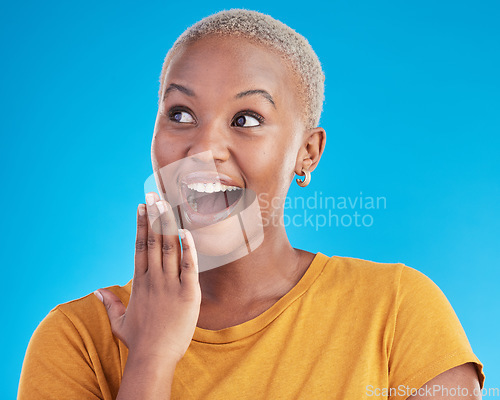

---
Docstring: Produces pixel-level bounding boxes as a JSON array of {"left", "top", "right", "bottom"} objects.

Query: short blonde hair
[{"left": 158, "top": 9, "right": 325, "bottom": 129}]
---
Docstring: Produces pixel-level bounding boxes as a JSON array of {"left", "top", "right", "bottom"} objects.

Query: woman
[{"left": 18, "top": 9, "right": 484, "bottom": 400}]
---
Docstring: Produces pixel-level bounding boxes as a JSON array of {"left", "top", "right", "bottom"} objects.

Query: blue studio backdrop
[{"left": 1, "top": 0, "right": 499, "bottom": 398}]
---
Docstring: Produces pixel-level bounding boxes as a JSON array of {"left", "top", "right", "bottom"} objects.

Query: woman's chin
[
  {"left": 190, "top": 214, "right": 249, "bottom": 256},
  {"left": 187, "top": 194, "right": 265, "bottom": 269}
]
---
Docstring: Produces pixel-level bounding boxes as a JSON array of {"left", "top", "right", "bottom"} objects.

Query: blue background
[{"left": 2, "top": 0, "right": 498, "bottom": 397}]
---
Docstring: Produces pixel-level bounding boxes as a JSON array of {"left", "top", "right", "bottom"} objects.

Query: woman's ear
[{"left": 294, "top": 126, "right": 326, "bottom": 175}]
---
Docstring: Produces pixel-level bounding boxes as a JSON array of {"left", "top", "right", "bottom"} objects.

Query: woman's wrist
[
  {"left": 125, "top": 347, "right": 181, "bottom": 372},
  {"left": 117, "top": 350, "right": 179, "bottom": 400}
]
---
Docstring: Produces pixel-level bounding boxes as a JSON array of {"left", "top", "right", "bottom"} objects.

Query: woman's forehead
[
  {"left": 165, "top": 35, "right": 296, "bottom": 91},
  {"left": 173, "top": 34, "right": 285, "bottom": 62}
]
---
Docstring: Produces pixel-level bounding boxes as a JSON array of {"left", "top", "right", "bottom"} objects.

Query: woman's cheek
[{"left": 152, "top": 134, "right": 183, "bottom": 166}]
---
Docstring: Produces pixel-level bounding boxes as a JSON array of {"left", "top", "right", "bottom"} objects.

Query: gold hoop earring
[{"left": 296, "top": 169, "right": 311, "bottom": 187}]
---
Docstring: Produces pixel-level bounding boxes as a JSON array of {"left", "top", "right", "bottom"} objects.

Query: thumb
[{"left": 94, "top": 289, "right": 126, "bottom": 331}]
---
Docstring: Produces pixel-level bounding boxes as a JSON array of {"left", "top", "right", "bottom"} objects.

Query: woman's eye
[
  {"left": 233, "top": 114, "right": 262, "bottom": 127},
  {"left": 169, "top": 110, "right": 195, "bottom": 123}
]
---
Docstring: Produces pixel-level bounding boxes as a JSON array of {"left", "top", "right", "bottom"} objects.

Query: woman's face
[{"left": 151, "top": 35, "right": 314, "bottom": 255}]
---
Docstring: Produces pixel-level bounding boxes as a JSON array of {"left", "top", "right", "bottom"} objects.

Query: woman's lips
[{"left": 180, "top": 170, "right": 243, "bottom": 188}]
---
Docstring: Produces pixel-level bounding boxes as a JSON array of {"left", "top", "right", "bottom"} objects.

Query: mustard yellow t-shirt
[{"left": 18, "top": 253, "right": 485, "bottom": 399}]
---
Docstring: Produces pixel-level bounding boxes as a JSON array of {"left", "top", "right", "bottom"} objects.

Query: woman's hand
[{"left": 95, "top": 192, "right": 201, "bottom": 365}]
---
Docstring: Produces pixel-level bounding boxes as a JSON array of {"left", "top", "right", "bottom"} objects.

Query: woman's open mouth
[{"left": 179, "top": 178, "right": 244, "bottom": 226}]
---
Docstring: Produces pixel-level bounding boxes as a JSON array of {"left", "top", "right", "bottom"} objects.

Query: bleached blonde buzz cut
[{"left": 158, "top": 8, "right": 325, "bottom": 129}]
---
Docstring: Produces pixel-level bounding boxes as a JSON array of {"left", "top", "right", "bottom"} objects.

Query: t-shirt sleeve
[
  {"left": 18, "top": 307, "right": 103, "bottom": 400},
  {"left": 387, "top": 265, "right": 485, "bottom": 400}
]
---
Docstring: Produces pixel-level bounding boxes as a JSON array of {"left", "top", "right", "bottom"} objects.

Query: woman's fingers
[
  {"left": 144, "top": 192, "right": 181, "bottom": 280},
  {"left": 134, "top": 204, "right": 148, "bottom": 276},
  {"left": 145, "top": 192, "right": 164, "bottom": 275},
  {"left": 97, "top": 195, "right": 201, "bottom": 364},
  {"left": 156, "top": 199, "right": 181, "bottom": 276},
  {"left": 94, "top": 289, "right": 126, "bottom": 340},
  {"left": 179, "top": 229, "right": 199, "bottom": 288}
]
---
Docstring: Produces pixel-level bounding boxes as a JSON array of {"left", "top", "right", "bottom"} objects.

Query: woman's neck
[{"left": 198, "top": 228, "right": 315, "bottom": 306}]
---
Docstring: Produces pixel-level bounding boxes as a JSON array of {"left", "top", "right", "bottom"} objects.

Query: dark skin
[
  {"left": 151, "top": 35, "right": 326, "bottom": 330},
  {"left": 96, "top": 35, "right": 325, "bottom": 399},
  {"left": 95, "top": 34, "right": 480, "bottom": 399}
]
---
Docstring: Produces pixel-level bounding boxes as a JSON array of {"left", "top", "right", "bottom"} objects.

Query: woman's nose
[{"left": 186, "top": 122, "right": 231, "bottom": 163}]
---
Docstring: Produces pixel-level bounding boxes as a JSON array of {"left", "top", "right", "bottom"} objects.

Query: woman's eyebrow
[
  {"left": 163, "top": 83, "right": 195, "bottom": 101},
  {"left": 235, "top": 89, "right": 276, "bottom": 108},
  {"left": 163, "top": 84, "right": 276, "bottom": 109}
]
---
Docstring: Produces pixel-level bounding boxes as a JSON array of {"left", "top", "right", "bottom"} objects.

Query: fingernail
[
  {"left": 146, "top": 193, "right": 155, "bottom": 206},
  {"left": 178, "top": 229, "right": 186, "bottom": 239},
  {"left": 94, "top": 290, "right": 103, "bottom": 302},
  {"left": 138, "top": 204, "right": 146, "bottom": 216},
  {"left": 156, "top": 201, "right": 164, "bottom": 213}
]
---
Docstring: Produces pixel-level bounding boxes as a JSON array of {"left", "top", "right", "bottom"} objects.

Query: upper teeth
[{"left": 187, "top": 182, "right": 241, "bottom": 193}]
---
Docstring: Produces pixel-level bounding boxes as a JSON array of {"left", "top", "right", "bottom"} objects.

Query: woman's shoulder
[
  {"left": 316, "top": 253, "right": 444, "bottom": 305},
  {"left": 19, "top": 281, "right": 133, "bottom": 399},
  {"left": 319, "top": 252, "right": 407, "bottom": 288},
  {"left": 46, "top": 280, "right": 133, "bottom": 335},
  {"left": 28, "top": 280, "right": 133, "bottom": 361},
  {"left": 315, "top": 254, "right": 486, "bottom": 392}
]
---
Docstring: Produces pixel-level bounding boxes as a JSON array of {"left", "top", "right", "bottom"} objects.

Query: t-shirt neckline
[{"left": 192, "top": 252, "right": 331, "bottom": 344}]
